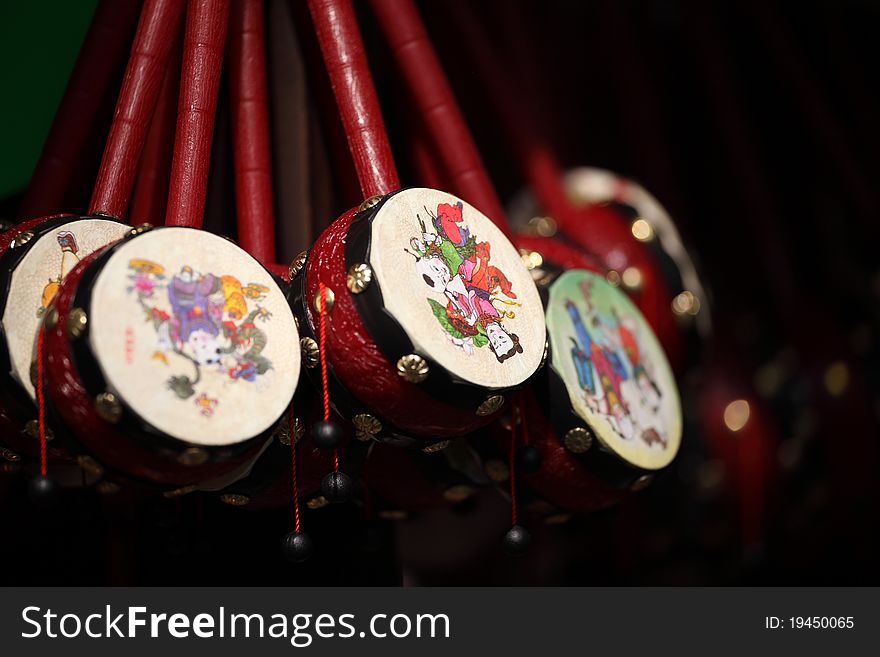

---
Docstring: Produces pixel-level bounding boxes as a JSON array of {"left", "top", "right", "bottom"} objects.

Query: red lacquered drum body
[
  {"left": 0, "top": 215, "right": 128, "bottom": 463},
  {"left": 42, "top": 226, "right": 301, "bottom": 488},
  {"left": 511, "top": 167, "right": 714, "bottom": 369},
  {"left": 296, "top": 187, "right": 546, "bottom": 445}
]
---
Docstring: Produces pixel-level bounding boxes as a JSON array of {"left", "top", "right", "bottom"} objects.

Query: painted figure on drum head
[
  {"left": 406, "top": 200, "right": 522, "bottom": 360},
  {"left": 126, "top": 259, "right": 275, "bottom": 404}
]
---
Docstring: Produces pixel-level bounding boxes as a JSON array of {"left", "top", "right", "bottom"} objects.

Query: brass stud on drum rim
[
  {"left": 163, "top": 485, "right": 197, "bottom": 498},
  {"left": 476, "top": 395, "right": 505, "bottom": 417},
  {"left": 443, "top": 484, "right": 475, "bottom": 503},
  {"left": 630, "top": 474, "right": 654, "bottom": 492},
  {"left": 313, "top": 287, "right": 335, "bottom": 314},
  {"left": 300, "top": 337, "right": 319, "bottom": 369},
  {"left": 352, "top": 414, "right": 382, "bottom": 441},
  {"left": 220, "top": 493, "right": 250, "bottom": 506},
  {"left": 96, "top": 481, "right": 120, "bottom": 495},
  {"left": 10, "top": 230, "right": 35, "bottom": 248},
  {"left": 95, "top": 391, "right": 123, "bottom": 424},
  {"left": 178, "top": 447, "right": 209, "bottom": 467},
  {"left": 127, "top": 223, "right": 152, "bottom": 237},
  {"left": 275, "top": 416, "right": 304, "bottom": 446},
  {"left": 397, "top": 354, "right": 429, "bottom": 383},
  {"left": 306, "top": 495, "right": 329, "bottom": 510},
  {"left": 378, "top": 509, "right": 408, "bottom": 521},
  {"left": 358, "top": 195, "right": 383, "bottom": 213},
  {"left": 288, "top": 250, "right": 307, "bottom": 279},
  {"left": 44, "top": 306, "right": 58, "bottom": 331},
  {"left": 93, "top": 211, "right": 122, "bottom": 221},
  {"left": 346, "top": 263, "right": 373, "bottom": 294},
  {"left": 77, "top": 455, "right": 104, "bottom": 478},
  {"left": 25, "top": 420, "right": 54, "bottom": 442},
  {"left": 66, "top": 308, "right": 88, "bottom": 339},
  {"left": 485, "top": 459, "right": 510, "bottom": 483},
  {"left": 1, "top": 448, "right": 21, "bottom": 463},
  {"left": 563, "top": 427, "right": 593, "bottom": 453},
  {"left": 422, "top": 440, "right": 451, "bottom": 453}
]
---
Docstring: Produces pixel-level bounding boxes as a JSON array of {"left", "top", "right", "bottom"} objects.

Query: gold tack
[
  {"left": 346, "top": 263, "right": 373, "bottom": 294},
  {"left": 300, "top": 337, "right": 319, "bottom": 369},
  {"left": 66, "top": 308, "right": 88, "bottom": 339},
  {"left": 422, "top": 440, "right": 451, "bottom": 453},
  {"left": 178, "top": 447, "right": 209, "bottom": 466},
  {"left": 563, "top": 427, "right": 593, "bottom": 453},
  {"left": 358, "top": 195, "right": 383, "bottom": 213},
  {"left": 288, "top": 251, "right": 307, "bottom": 279},
  {"left": 95, "top": 391, "right": 123, "bottom": 424},
  {"left": 476, "top": 395, "right": 505, "bottom": 417},
  {"left": 220, "top": 493, "right": 250, "bottom": 506},
  {"left": 396, "top": 354, "right": 429, "bottom": 383}
]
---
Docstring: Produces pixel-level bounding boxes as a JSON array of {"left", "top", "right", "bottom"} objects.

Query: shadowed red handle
[
  {"left": 307, "top": 0, "right": 399, "bottom": 198},
  {"left": 165, "top": 0, "right": 231, "bottom": 228},
  {"left": 20, "top": 0, "right": 141, "bottom": 218},
  {"left": 90, "top": 0, "right": 187, "bottom": 219},
  {"left": 128, "top": 36, "right": 182, "bottom": 226},
  {"left": 368, "top": 0, "right": 509, "bottom": 234},
  {"left": 229, "top": 0, "right": 276, "bottom": 264}
]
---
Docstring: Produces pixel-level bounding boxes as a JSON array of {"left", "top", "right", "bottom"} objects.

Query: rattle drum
[
  {"left": 0, "top": 215, "right": 129, "bottom": 467},
  {"left": 498, "top": 236, "right": 682, "bottom": 512},
  {"left": 41, "top": 226, "right": 301, "bottom": 488},
  {"left": 292, "top": 187, "right": 546, "bottom": 446}
]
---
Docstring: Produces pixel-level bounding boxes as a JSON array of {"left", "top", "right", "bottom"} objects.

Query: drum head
[
  {"left": 367, "top": 188, "right": 545, "bottom": 389},
  {"left": 87, "top": 228, "right": 300, "bottom": 446},
  {"left": 2, "top": 217, "right": 128, "bottom": 400},
  {"left": 545, "top": 270, "right": 681, "bottom": 470}
]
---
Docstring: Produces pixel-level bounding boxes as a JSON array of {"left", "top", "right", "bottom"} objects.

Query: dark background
[{"left": 1, "top": 0, "right": 878, "bottom": 585}]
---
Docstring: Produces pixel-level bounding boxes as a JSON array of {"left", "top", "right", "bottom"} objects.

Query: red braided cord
[
  {"left": 289, "top": 406, "right": 301, "bottom": 533},
  {"left": 36, "top": 328, "right": 47, "bottom": 477}
]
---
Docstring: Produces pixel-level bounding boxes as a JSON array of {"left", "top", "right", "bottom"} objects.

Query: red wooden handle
[
  {"left": 89, "top": 0, "right": 187, "bottom": 219},
  {"left": 307, "top": 0, "right": 399, "bottom": 198},
  {"left": 128, "top": 38, "right": 182, "bottom": 226},
  {"left": 20, "top": 0, "right": 141, "bottom": 218},
  {"left": 228, "top": 0, "right": 276, "bottom": 264},
  {"left": 368, "top": 0, "right": 509, "bottom": 234},
  {"left": 165, "top": 0, "right": 231, "bottom": 228}
]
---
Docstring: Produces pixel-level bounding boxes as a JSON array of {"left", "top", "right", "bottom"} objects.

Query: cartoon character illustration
[
  {"left": 38, "top": 231, "right": 81, "bottom": 316},
  {"left": 408, "top": 201, "right": 523, "bottom": 361},
  {"left": 127, "top": 260, "right": 274, "bottom": 408},
  {"left": 614, "top": 308, "right": 662, "bottom": 412},
  {"left": 564, "top": 288, "right": 669, "bottom": 445}
]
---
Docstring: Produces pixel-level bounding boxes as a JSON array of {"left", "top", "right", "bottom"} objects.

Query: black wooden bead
[
  {"left": 281, "top": 531, "right": 313, "bottom": 562},
  {"left": 321, "top": 471, "right": 352, "bottom": 503},
  {"left": 502, "top": 524, "right": 531, "bottom": 556},
  {"left": 515, "top": 445, "right": 543, "bottom": 474},
  {"left": 312, "top": 420, "right": 343, "bottom": 449},
  {"left": 28, "top": 474, "right": 57, "bottom": 507}
]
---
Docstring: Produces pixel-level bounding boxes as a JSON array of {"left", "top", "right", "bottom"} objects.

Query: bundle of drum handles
[{"left": 1, "top": 0, "right": 777, "bottom": 562}]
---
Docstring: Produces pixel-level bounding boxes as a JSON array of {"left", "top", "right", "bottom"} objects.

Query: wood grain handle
[
  {"left": 228, "top": 0, "right": 275, "bottom": 264},
  {"left": 89, "top": 0, "right": 187, "bottom": 219},
  {"left": 368, "top": 0, "right": 509, "bottom": 234},
  {"left": 20, "top": 0, "right": 142, "bottom": 218},
  {"left": 165, "top": 0, "right": 231, "bottom": 228},
  {"left": 307, "top": 0, "right": 399, "bottom": 198}
]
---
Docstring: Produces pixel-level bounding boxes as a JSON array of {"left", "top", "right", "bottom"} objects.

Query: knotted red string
[
  {"left": 318, "top": 282, "right": 339, "bottom": 473},
  {"left": 36, "top": 328, "right": 47, "bottom": 477}
]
